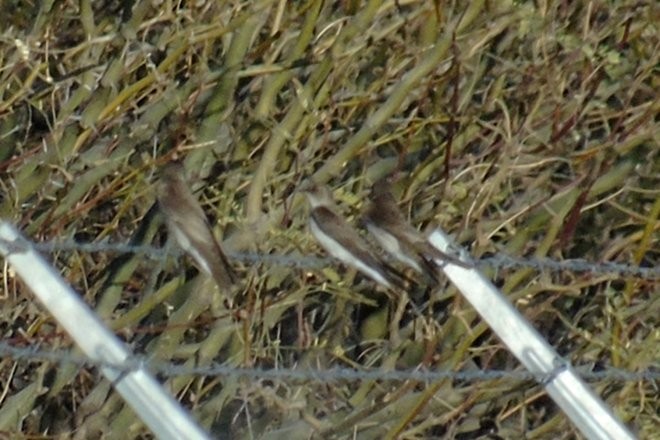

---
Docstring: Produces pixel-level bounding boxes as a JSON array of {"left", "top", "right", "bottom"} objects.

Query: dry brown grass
[{"left": 0, "top": 0, "right": 658, "bottom": 438}]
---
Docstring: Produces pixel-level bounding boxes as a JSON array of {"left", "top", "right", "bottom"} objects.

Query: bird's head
[{"left": 300, "top": 180, "right": 333, "bottom": 208}]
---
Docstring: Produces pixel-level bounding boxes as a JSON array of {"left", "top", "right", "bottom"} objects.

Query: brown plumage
[
  {"left": 157, "top": 163, "right": 236, "bottom": 289},
  {"left": 363, "top": 176, "right": 472, "bottom": 283},
  {"left": 301, "top": 181, "right": 406, "bottom": 290}
]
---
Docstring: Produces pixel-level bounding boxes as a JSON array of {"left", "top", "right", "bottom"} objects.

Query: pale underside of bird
[
  {"left": 157, "top": 163, "right": 236, "bottom": 288},
  {"left": 302, "top": 182, "right": 406, "bottom": 290}
]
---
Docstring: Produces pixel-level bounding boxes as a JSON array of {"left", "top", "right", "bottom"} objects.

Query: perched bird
[
  {"left": 301, "top": 181, "right": 405, "bottom": 290},
  {"left": 157, "top": 163, "right": 236, "bottom": 288},
  {"left": 363, "top": 175, "right": 472, "bottom": 283}
]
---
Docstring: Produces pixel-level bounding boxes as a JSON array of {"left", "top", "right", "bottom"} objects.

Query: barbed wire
[
  {"left": 1, "top": 342, "right": 656, "bottom": 383},
  {"left": 31, "top": 240, "right": 660, "bottom": 278}
]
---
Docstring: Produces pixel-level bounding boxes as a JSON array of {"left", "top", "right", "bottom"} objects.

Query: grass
[{"left": 0, "top": 0, "right": 657, "bottom": 438}]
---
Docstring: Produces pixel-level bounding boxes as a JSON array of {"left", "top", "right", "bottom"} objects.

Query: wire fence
[
  {"left": 1, "top": 228, "right": 653, "bottom": 440},
  {"left": 2, "top": 237, "right": 658, "bottom": 386},
  {"left": 1, "top": 341, "right": 657, "bottom": 383},
  {"left": 32, "top": 239, "right": 660, "bottom": 278}
]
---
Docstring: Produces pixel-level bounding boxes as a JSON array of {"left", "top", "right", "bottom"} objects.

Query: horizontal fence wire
[
  {"left": 3, "top": 238, "right": 657, "bottom": 388},
  {"left": 0, "top": 342, "right": 657, "bottom": 383},
  {"left": 31, "top": 240, "right": 660, "bottom": 278}
]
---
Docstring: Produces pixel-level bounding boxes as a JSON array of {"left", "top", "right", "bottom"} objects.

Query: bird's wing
[
  {"left": 311, "top": 207, "right": 382, "bottom": 266},
  {"left": 158, "top": 175, "right": 237, "bottom": 285},
  {"left": 311, "top": 207, "right": 407, "bottom": 289}
]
